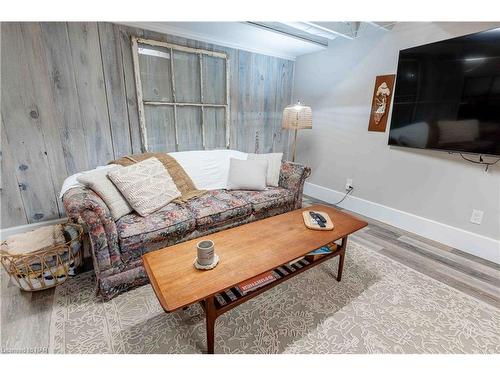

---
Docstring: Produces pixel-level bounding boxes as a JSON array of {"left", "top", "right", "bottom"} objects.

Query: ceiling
[{"left": 119, "top": 22, "right": 395, "bottom": 60}]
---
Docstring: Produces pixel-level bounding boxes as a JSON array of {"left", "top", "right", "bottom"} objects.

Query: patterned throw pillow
[{"left": 108, "top": 157, "right": 181, "bottom": 216}]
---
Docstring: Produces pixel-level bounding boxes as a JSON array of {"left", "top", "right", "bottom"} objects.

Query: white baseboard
[
  {"left": 0, "top": 218, "right": 67, "bottom": 240},
  {"left": 304, "top": 182, "right": 500, "bottom": 264}
]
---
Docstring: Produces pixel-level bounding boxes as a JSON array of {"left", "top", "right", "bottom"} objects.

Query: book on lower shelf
[
  {"left": 287, "top": 256, "right": 305, "bottom": 266},
  {"left": 306, "top": 243, "right": 337, "bottom": 261},
  {"left": 307, "top": 246, "right": 333, "bottom": 256},
  {"left": 215, "top": 293, "right": 227, "bottom": 306},
  {"left": 237, "top": 271, "right": 278, "bottom": 295}
]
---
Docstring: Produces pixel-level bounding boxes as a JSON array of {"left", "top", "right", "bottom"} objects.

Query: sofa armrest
[
  {"left": 63, "top": 187, "right": 122, "bottom": 273},
  {"left": 279, "top": 161, "right": 312, "bottom": 209}
]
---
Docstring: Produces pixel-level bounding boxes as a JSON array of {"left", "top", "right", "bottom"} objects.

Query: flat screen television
[{"left": 388, "top": 27, "right": 500, "bottom": 156}]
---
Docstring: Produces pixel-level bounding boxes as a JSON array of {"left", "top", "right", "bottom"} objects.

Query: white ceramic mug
[{"left": 196, "top": 240, "right": 215, "bottom": 266}]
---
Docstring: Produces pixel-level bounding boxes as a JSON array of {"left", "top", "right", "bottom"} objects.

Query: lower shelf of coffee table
[{"left": 203, "top": 242, "right": 340, "bottom": 316}]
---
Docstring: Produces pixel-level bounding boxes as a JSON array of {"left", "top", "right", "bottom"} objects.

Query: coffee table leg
[
  {"left": 205, "top": 296, "right": 216, "bottom": 354},
  {"left": 337, "top": 236, "right": 348, "bottom": 281}
]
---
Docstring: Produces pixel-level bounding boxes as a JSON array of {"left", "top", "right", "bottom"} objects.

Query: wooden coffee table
[{"left": 142, "top": 204, "right": 367, "bottom": 353}]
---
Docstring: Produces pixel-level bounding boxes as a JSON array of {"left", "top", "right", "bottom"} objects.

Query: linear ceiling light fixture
[
  {"left": 281, "top": 22, "right": 355, "bottom": 40},
  {"left": 245, "top": 22, "right": 329, "bottom": 47}
]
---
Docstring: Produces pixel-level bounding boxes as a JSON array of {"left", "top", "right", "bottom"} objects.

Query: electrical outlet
[
  {"left": 470, "top": 209, "right": 484, "bottom": 225},
  {"left": 345, "top": 178, "right": 353, "bottom": 191}
]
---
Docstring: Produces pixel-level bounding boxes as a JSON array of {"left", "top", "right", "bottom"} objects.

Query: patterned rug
[{"left": 49, "top": 241, "right": 500, "bottom": 353}]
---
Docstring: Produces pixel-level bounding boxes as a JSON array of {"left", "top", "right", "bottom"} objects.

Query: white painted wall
[{"left": 293, "top": 22, "right": 500, "bottom": 256}]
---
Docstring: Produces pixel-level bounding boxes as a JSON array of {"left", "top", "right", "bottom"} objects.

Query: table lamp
[{"left": 282, "top": 101, "right": 312, "bottom": 162}]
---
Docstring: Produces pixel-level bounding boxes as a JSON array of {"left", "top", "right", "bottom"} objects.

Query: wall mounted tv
[{"left": 388, "top": 28, "right": 500, "bottom": 156}]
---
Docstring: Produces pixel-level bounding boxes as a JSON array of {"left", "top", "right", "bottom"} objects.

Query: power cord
[
  {"left": 457, "top": 153, "right": 500, "bottom": 172},
  {"left": 333, "top": 187, "right": 354, "bottom": 206}
]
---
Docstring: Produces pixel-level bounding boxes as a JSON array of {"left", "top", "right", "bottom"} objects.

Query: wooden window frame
[{"left": 131, "top": 36, "right": 230, "bottom": 152}]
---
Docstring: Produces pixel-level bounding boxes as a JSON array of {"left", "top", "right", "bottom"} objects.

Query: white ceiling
[{"left": 119, "top": 22, "right": 395, "bottom": 60}]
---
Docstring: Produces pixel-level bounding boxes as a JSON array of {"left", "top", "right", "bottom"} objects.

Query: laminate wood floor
[{"left": 2, "top": 195, "right": 498, "bottom": 353}]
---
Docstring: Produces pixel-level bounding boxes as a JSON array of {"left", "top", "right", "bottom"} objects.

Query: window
[{"left": 131, "top": 37, "right": 230, "bottom": 152}]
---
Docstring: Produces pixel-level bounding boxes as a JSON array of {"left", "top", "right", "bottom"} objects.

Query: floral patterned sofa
[{"left": 63, "top": 160, "right": 311, "bottom": 301}]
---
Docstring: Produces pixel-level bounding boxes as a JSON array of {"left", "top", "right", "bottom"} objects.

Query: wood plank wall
[{"left": 0, "top": 22, "right": 295, "bottom": 229}]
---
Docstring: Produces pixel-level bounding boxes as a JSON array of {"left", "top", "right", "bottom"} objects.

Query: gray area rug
[{"left": 49, "top": 241, "right": 500, "bottom": 353}]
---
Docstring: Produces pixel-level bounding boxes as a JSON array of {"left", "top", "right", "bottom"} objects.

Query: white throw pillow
[
  {"left": 247, "top": 153, "right": 283, "bottom": 187},
  {"left": 169, "top": 149, "right": 248, "bottom": 190},
  {"left": 59, "top": 164, "right": 118, "bottom": 198},
  {"left": 227, "top": 158, "right": 268, "bottom": 191},
  {"left": 77, "top": 166, "right": 132, "bottom": 220},
  {"left": 108, "top": 157, "right": 181, "bottom": 216}
]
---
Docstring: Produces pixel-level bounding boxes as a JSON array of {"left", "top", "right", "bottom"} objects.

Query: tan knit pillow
[{"left": 108, "top": 157, "right": 181, "bottom": 216}]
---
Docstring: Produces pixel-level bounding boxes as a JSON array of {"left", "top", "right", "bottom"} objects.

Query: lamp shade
[{"left": 282, "top": 102, "right": 312, "bottom": 130}]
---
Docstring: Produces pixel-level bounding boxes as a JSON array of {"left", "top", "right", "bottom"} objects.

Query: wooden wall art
[{"left": 368, "top": 74, "right": 395, "bottom": 132}]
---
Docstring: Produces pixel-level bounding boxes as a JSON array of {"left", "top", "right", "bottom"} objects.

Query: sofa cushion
[
  {"left": 231, "top": 187, "right": 294, "bottom": 215},
  {"left": 115, "top": 202, "right": 196, "bottom": 259},
  {"left": 186, "top": 190, "right": 252, "bottom": 231},
  {"left": 117, "top": 202, "right": 195, "bottom": 239}
]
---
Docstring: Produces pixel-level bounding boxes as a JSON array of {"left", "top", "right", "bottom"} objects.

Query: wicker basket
[{"left": 0, "top": 223, "right": 83, "bottom": 291}]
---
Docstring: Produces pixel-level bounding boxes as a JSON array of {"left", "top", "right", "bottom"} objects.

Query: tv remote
[
  {"left": 309, "top": 211, "right": 326, "bottom": 227},
  {"left": 311, "top": 211, "right": 327, "bottom": 223}
]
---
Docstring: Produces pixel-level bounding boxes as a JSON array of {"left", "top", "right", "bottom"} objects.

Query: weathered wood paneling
[
  {"left": 260, "top": 55, "right": 278, "bottom": 153},
  {"left": 273, "top": 59, "right": 294, "bottom": 160},
  {"left": 1, "top": 22, "right": 294, "bottom": 229},
  {"left": 118, "top": 25, "right": 145, "bottom": 154},
  {"left": 203, "top": 55, "right": 226, "bottom": 105},
  {"left": 67, "top": 22, "right": 114, "bottom": 166},
  {"left": 144, "top": 106, "right": 176, "bottom": 153},
  {"left": 0, "top": 119, "right": 28, "bottom": 227},
  {"left": 172, "top": 50, "right": 201, "bottom": 103},
  {"left": 204, "top": 107, "right": 226, "bottom": 149},
  {"left": 139, "top": 46, "right": 173, "bottom": 102},
  {"left": 20, "top": 23, "right": 69, "bottom": 216},
  {"left": 40, "top": 23, "right": 90, "bottom": 175},
  {"left": 98, "top": 23, "right": 132, "bottom": 158},
  {"left": 176, "top": 107, "right": 203, "bottom": 151},
  {"left": 237, "top": 50, "right": 261, "bottom": 153},
  {"left": 1, "top": 23, "right": 60, "bottom": 224}
]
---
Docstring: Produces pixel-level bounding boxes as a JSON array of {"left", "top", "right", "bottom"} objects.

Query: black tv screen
[{"left": 388, "top": 28, "right": 500, "bottom": 156}]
